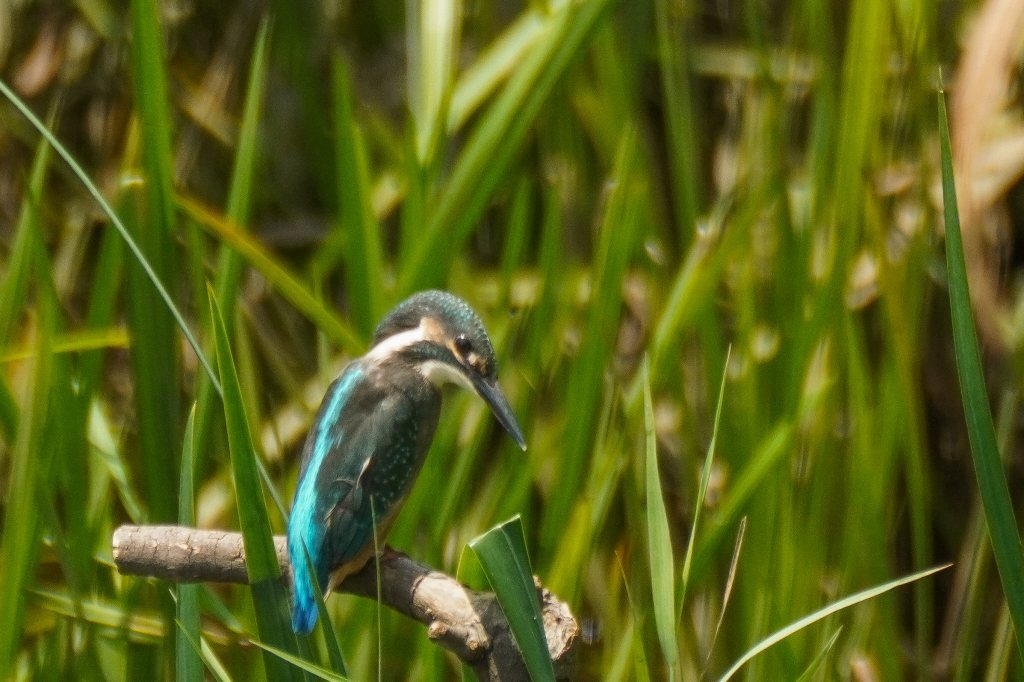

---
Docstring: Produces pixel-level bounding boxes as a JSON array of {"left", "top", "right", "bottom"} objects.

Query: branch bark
[{"left": 112, "top": 525, "right": 577, "bottom": 680}]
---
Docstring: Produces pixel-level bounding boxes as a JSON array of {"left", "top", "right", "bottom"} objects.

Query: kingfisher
[{"left": 287, "top": 290, "right": 527, "bottom": 634}]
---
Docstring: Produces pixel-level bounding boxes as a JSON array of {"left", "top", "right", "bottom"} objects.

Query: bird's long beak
[{"left": 472, "top": 375, "right": 527, "bottom": 451}]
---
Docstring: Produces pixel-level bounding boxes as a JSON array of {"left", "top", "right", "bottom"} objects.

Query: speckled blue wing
[{"left": 287, "top": 360, "right": 440, "bottom": 634}]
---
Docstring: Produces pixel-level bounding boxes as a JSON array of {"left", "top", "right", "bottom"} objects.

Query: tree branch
[{"left": 112, "top": 525, "right": 577, "bottom": 680}]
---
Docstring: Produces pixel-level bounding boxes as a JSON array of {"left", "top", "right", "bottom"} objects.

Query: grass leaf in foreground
[
  {"left": 939, "top": 89, "right": 1024, "bottom": 661},
  {"left": 251, "top": 640, "right": 349, "bottom": 682},
  {"left": 642, "top": 359, "right": 679, "bottom": 679},
  {"left": 470, "top": 515, "right": 554, "bottom": 681},
  {"left": 173, "top": 620, "right": 230, "bottom": 682},
  {"left": 679, "top": 345, "right": 730, "bottom": 615},
  {"left": 0, "top": 290, "right": 54, "bottom": 677},
  {"left": 298, "top": 542, "right": 347, "bottom": 676},
  {"left": 209, "top": 289, "right": 301, "bottom": 680},
  {"left": 717, "top": 564, "right": 950, "bottom": 681},
  {"left": 794, "top": 626, "right": 843, "bottom": 682},
  {"left": 176, "top": 407, "right": 202, "bottom": 681}
]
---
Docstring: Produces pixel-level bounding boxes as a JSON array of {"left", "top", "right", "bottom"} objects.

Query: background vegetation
[{"left": 2, "top": 0, "right": 1023, "bottom": 679}]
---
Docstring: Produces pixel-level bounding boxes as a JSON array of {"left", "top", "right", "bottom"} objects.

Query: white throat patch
[
  {"left": 365, "top": 317, "right": 434, "bottom": 361},
  {"left": 418, "top": 359, "right": 476, "bottom": 392},
  {"left": 365, "top": 316, "right": 477, "bottom": 393}
]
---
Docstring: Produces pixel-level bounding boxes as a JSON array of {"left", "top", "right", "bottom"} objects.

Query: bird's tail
[
  {"left": 291, "top": 588, "right": 318, "bottom": 635},
  {"left": 289, "top": 536, "right": 320, "bottom": 635}
]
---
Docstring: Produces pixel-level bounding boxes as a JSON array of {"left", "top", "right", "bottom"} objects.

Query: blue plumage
[
  {"left": 287, "top": 359, "right": 440, "bottom": 633},
  {"left": 287, "top": 291, "right": 526, "bottom": 635},
  {"left": 287, "top": 364, "right": 365, "bottom": 633}
]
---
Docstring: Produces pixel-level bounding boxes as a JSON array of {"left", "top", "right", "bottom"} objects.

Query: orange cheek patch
[
  {"left": 420, "top": 316, "right": 447, "bottom": 345},
  {"left": 467, "top": 352, "right": 487, "bottom": 374}
]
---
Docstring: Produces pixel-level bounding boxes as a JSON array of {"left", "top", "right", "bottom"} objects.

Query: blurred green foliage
[{"left": 0, "top": 0, "right": 1020, "bottom": 679}]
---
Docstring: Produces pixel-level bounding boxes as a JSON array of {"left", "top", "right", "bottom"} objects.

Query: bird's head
[{"left": 368, "top": 290, "right": 527, "bottom": 450}]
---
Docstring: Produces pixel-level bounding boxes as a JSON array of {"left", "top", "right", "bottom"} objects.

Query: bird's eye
[{"left": 454, "top": 334, "right": 473, "bottom": 356}]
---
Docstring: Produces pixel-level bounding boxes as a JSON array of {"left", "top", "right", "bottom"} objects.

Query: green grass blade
[
  {"left": 0, "top": 130, "right": 50, "bottom": 349},
  {"left": 297, "top": 542, "right": 348, "bottom": 675},
  {"left": 408, "top": 0, "right": 456, "bottom": 164},
  {"left": 193, "top": 16, "right": 272, "bottom": 471},
  {"left": 939, "top": 89, "right": 1024, "bottom": 659},
  {"left": 717, "top": 564, "right": 949, "bottom": 681},
  {"left": 631, "top": 200, "right": 733, "bottom": 408},
  {"left": 541, "top": 126, "right": 645, "bottom": 550},
  {"left": 469, "top": 515, "right": 555, "bottom": 681},
  {"left": 223, "top": 17, "right": 270, "bottom": 267},
  {"left": 0, "top": 281, "right": 54, "bottom": 677},
  {"left": 0, "top": 379, "right": 17, "bottom": 445},
  {"left": 265, "top": 3, "right": 334, "bottom": 206},
  {"left": 209, "top": 288, "right": 301, "bottom": 680},
  {"left": 198, "top": 636, "right": 234, "bottom": 682},
  {"left": 679, "top": 346, "right": 730, "bottom": 615},
  {"left": 331, "top": 54, "right": 384, "bottom": 338},
  {"left": 176, "top": 406, "right": 202, "bottom": 682},
  {"left": 642, "top": 359, "right": 679, "bottom": 679},
  {"left": 184, "top": 197, "right": 362, "bottom": 352},
  {"left": 447, "top": 9, "right": 545, "bottom": 132},
  {"left": 33, "top": 587, "right": 165, "bottom": 641},
  {"left": 174, "top": 619, "right": 231, "bottom": 682},
  {"left": 123, "top": 184, "right": 179, "bottom": 522},
  {"left": 210, "top": 288, "right": 282, "bottom": 575},
  {"left": 127, "top": 0, "right": 183, "bottom": 524},
  {"left": 0, "top": 127, "right": 52, "bottom": 445},
  {"left": 794, "top": 626, "right": 843, "bottom": 682},
  {"left": 499, "top": 176, "right": 532, "bottom": 302},
  {"left": 689, "top": 421, "right": 794, "bottom": 585},
  {"left": 213, "top": 15, "right": 273, "bottom": 324},
  {"left": 829, "top": 0, "right": 887, "bottom": 276},
  {"left": 703, "top": 516, "right": 746, "bottom": 668},
  {"left": 0, "top": 79, "right": 220, "bottom": 394},
  {"left": 78, "top": 214, "right": 127, "bottom": 395},
  {"left": 129, "top": 0, "right": 176, "bottom": 236},
  {"left": 653, "top": 0, "right": 702, "bottom": 237},
  {"left": 0, "top": 327, "right": 129, "bottom": 362},
  {"left": 251, "top": 641, "right": 350, "bottom": 681},
  {"left": 88, "top": 400, "right": 146, "bottom": 523},
  {"left": 399, "top": 0, "right": 615, "bottom": 292}
]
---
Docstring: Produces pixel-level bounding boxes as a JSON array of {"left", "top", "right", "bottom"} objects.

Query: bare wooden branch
[{"left": 112, "top": 525, "right": 577, "bottom": 680}]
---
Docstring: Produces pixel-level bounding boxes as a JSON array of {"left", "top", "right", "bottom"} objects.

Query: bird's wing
[
  {"left": 288, "top": 362, "right": 438, "bottom": 633},
  {"left": 319, "top": 382, "right": 433, "bottom": 569},
  {"left": 288, "top": 362, "right": 370, "bottom": 632}
]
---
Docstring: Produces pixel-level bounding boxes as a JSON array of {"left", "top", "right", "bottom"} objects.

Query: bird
[{"left": 287, "top": 290, "right": 527, "bottom": 634}]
